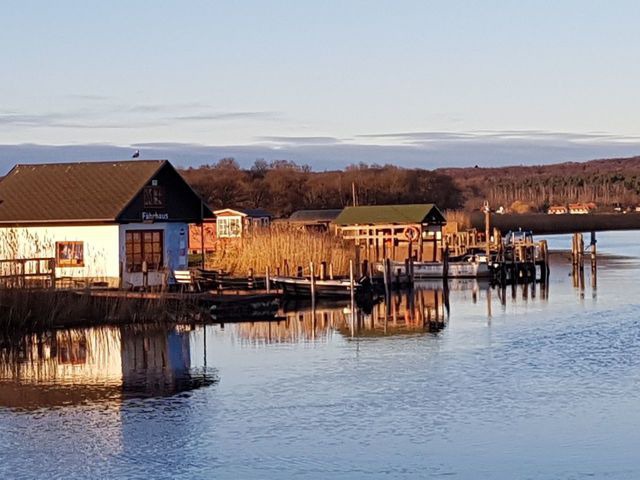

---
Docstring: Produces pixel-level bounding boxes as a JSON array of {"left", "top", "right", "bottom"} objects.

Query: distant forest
[
  {"left": 180, "top": 159, "right": 463, "bottom": 217},
  {"left": 180, "top": 155, "right": 640, "bottom": 216}
]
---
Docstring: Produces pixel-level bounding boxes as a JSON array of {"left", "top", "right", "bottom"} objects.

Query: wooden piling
[
  {"left": 265, "top": 266, "right": 271, "bottom": 293},
  {"left": 310, "top": 262, "right": 316, "bottom": 302}
]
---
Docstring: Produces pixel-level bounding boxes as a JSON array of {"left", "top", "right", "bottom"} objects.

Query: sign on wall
[
  {"left": 142, "top": 211, "right": 169, "bottom": 222},
  {"left": 56, "top": 241, "right": 84, "bottom": 267}
]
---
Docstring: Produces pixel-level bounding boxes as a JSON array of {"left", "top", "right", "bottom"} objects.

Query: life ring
[{"left": 403, "top": 226, "right": 420, "bottom": 242}]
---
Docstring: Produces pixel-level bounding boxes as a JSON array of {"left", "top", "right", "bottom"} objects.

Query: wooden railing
[{"left": 0, "top": 257, "right": 56, "bottom": 288}]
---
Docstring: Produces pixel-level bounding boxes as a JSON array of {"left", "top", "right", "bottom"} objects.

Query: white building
[{"left": 0, "top": 160, "right": 211, "bottom": 288}]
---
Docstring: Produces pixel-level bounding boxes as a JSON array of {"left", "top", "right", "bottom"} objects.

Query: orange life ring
[{"left": 403, "top": 226, "right": 420, "bottom": 242}]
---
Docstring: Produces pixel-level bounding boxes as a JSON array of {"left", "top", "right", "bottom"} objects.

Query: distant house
[
  {"left": 287, "top": 209, "right": 342, "bottom": 231},
  {"left": 547, "top": 205, "right": 568, "bottom": 215},
  {"left": 0, "top": 160, "right": 211, "bottom": 288},
  {"left": 213, "top": 208, "right": 272, "bottom": 239},
  {"left": 568, "top": 203, "right": 593, "bottom": 215},
  {"left": 333, "top": 204, "right": 447, "bottom": 262}
]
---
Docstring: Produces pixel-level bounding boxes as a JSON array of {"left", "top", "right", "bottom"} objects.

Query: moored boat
[
  {"left": 271, "top": 276, "right": 370, "bottom": 297},
  {"left": 374, "top": 255, "right": 492, "bottom": 279}
]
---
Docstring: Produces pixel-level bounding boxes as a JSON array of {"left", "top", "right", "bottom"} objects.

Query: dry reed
[{"left": 206, "top": 224, "right": 354, "bottom": 276}]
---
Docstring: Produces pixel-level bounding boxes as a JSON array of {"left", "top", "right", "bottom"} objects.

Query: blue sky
[{"left": 2, "top": 1, "right": 640, "bottom": 170}]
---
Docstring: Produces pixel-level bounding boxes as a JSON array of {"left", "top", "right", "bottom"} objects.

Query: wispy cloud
[
  {"left": 257, "top": 136, "right": 342, "bottom": 145},
  {"left": 0, "top": 104, "right": 280, "bottom": 130},
  {"left": 2, "top": 130, "right": 640, "bottom": 174},
  {"left": 173, "top": 111, "right": 279, "bottom": 121},
  {"left": 357, "top": 130, "right": 640, "bottom": 145}
]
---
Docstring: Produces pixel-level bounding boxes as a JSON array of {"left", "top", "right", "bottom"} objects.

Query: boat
[
  {"left": 271, "top": 275, "right": 371, "bottom": 298},
  {"left": 374, "top": 255, "right": 492, "bottom": 279}
]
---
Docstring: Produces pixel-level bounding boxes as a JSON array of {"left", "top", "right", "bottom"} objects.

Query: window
[
  {"left": 56, "top": 241, "right": 84, "bottom": 267},
  {"left": 125, "top": 230, "right": 163, "bottom": 272},
  {"left": 217, "top": 216, "right": 242, "bottom": 238},
  {"left": 143, "top": 186, "right": 165, "bottom": 208}
]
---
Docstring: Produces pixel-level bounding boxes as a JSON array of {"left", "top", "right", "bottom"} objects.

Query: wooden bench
[{"left": 173, "top": 270, "right": 201, "bottom": 292}]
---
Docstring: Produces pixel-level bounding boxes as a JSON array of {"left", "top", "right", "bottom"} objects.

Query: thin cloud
[
  {"left": 172, "top": 111, "right": 280, "bottom": 121},
  {"left": 257, "top": 136, "right": 342, "bottom": 145}
]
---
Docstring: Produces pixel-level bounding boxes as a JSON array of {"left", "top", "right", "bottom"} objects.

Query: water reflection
[
  {"left": 232, "top": 286, "right": 449, "bottom": 345},
  {"left": 0, "top": 324, "right": 218, "bottom": 411}
]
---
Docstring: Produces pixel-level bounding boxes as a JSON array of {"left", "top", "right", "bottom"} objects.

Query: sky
[{"left": 2, "top": 1, "right": 640, "bottom": 171}]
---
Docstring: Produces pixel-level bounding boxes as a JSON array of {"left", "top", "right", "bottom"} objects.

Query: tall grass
[
  {"left": 0, "top": 288, "right": 199, "bottom": 337},
  {"left": 207, "top": 225, "right": 354, "bottom": 276}
]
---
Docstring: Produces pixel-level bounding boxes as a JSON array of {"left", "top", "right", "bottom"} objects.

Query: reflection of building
[
  {"left": 0, "top": 325, "right": 215, "bottom": 410},
  {"left": 232, "top": 289, "right": 448, "bottom": 345},
  {"left": 0, "top": 161, "right": 212, "bottom": 287}
]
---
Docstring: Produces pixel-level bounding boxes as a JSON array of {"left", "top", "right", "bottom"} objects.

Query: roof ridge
[{"left": 14, "top": 159, "right": 167, "bottom": 168}]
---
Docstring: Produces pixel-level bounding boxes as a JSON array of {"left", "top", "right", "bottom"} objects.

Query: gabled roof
[
  {"left": 214, "top": 208, "right": 272, "bottom": 218},
  {"left": 334, "top": 204, "right": 446, "bottom": 226},
  {"left": 0, "top": 160, "right": 168, "bottom": 224},
  {"left": 289, "top": 209, "right": 343, "bottom": 223}
]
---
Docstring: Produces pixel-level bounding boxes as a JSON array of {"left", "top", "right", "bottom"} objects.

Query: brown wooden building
[{"left": 333, "top": 204, "right": 447, "bottom": 262}]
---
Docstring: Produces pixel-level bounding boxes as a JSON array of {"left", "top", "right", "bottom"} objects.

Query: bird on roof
[{"left": 132, "top": 150, "right": 140, "bottom": 158}]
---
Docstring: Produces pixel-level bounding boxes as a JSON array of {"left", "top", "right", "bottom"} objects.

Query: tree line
[
  {"left": 181, "top": 156, "right": 640, "bottom": 216},
  {"left": 180, "top": 159, "right": 464, "bottom": 217}
]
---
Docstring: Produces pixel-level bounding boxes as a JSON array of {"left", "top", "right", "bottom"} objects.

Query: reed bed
[
  {"left": 206, "top": 225, "right": 354, "bottom": 277},
  {"left": 0, "top": 288, "right": 198, "bottom": 337}
]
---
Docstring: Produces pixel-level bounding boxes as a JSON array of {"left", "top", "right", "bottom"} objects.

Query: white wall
[
  {"left": 119, "top": 222, "right": 189, "bottom": 287},
  {"left": 0, "top": 225, "right": 120, "bottom": 283}
]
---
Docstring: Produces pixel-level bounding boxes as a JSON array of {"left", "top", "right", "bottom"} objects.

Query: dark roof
[
  {"left": 0, "top": 160, "right": 168, "bottom": 223},
  {"left": 240, "top": 208, "right": 272, "bottom": 218},
  {"left": 333, "top": 204, "right": 446, "bottom": 226},
  {"left": 288, "top": 209, "right": 343, "bottom": 223}
]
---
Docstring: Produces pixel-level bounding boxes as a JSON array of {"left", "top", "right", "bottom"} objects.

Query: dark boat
[{"left": 271, "top": 275, "right": 371, "bottom": 298}]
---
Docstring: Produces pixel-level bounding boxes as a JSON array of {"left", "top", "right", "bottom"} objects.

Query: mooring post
[
  {"left": 483, "top": 200, "right": 491, "bottom": 259},
  {"left": 408, "top": 255, "right": 414, "bottom": 287},
  {"left": 329, "top": 262, "right": 334, "bottom": 280},
  {"left": 265, "top": 266, "right": 271, "bottom": 293},
  {"left": 383, "top": 257, "right": 390, "bottom": 299},
  {"left": 349, "top": 259, "right": 355, "bottom": 315},
  {"left": 590, "top": 231, "right": 597, "bottom": 272},
  {"left": 297, "top": 266, "right": 303, "bottom": 277},
  {"left": 578, "top": 233, "right": 584, "bottom": 272},
  {"left": 310, "top": 261, "right": 316, "bottom": 302},
  {"left": 320, "top": 261, "right": 327, "bottom": 280}
]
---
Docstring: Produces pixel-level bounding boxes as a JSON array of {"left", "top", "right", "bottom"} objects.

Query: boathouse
[
  {"left": 0, "top": 160, "right": 211, "bottom": 288},
  {"left": 333, "top": 204, "right": 447, "bottom": 262}
]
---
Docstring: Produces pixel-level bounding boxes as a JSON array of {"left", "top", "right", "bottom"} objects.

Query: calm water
[{"left": 2, "top": 231, "right": 640, "bottom": 479}]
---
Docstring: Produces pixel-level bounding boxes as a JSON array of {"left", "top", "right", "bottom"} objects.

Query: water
[{"left": 2, "top": 231, "right": 640, "bottom": 479}]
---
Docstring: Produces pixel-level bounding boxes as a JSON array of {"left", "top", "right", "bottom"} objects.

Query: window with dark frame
[
  {"left": 143, "top": 186, "right": 166, "bottom": 208},
  {"left": 125, "top": 230, "right": 164, "bottom": 272}
]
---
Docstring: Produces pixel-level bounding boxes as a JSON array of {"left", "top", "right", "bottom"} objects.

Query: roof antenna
[{"left": 132, "top": 150, "right": 140, "bottom": 159}]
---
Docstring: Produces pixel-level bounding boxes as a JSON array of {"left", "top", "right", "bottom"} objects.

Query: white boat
[{"left": 374, "top": 255, "right": 492, "bottom": 279}]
